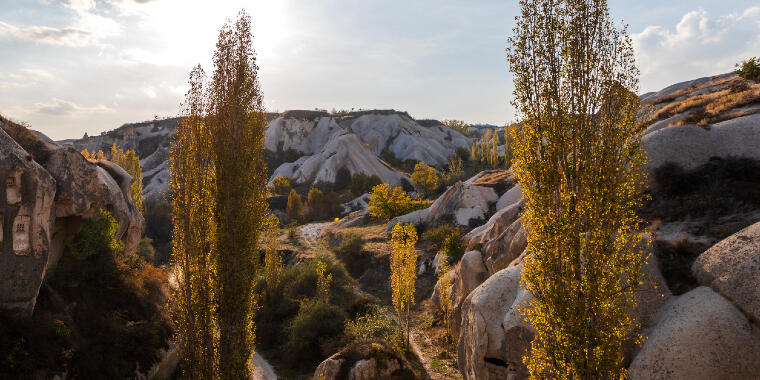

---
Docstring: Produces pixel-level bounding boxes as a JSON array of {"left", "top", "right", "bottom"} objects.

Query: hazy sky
[{"left": 1, "top": 0, "right": 759, "bottom": 140}]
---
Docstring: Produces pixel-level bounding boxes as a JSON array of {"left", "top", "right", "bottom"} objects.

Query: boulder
[
  {"left": 464, "top": 199, "right": 524, "bottom": 250},
  {"left": 342, "top": 193, "right": 370, "bottom": 215},
  {"left": 495, "top": 183, "right": 522, "bottom": 211},
  {"left": 449, "top": 251, "right": 489, "bottom": 338},
  {"left": 481, "top": 217, "right": 526, "bottom": 275},
  {"left": 348, "top": 358, "right": 401, "bottom": 380},
  {"left": 312, "top": 341, "right": 410, "bottom": 380},
  {"left": 386, "top": 171, "right": 508, "bottom": 233},
  {"left": 457, "top": 264, "right": 534, "bottom": 380},
  {"left": 0, "top": 128, "right": 56, "bottom": 317},
  {"left": 692, "top": 221, "right": 760, "bottom": 322},
  {"left": 44, "top": 148, "right": 145, "bottom": 268},
  {"left": 628, "top": 286, "right": 760, "bottom": 380}
]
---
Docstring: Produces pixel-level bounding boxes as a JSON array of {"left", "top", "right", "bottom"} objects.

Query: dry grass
[{"left": 642, "top": 76, "right": 760, "bottom": 128}]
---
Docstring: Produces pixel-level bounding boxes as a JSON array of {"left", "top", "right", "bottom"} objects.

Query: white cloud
[
  {"left": 633, "top": 7, "right": 760, "bottom": 92},
  {"left": 33, "top": 98, "right": 114, "bottom": 116}
]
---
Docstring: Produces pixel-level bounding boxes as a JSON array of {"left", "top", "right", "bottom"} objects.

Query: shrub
[
  {"left": 285, "top": 299, "right": 348, "bottom": 365},
  {"left": 442, "top": 156, "right": 465, "bottom": 185},
  {"left": 350, "top": 173, "right": 382, "bottom": 195},
  {"left": 271, "top": 176, "right": 291, "bottom": 194},
  {"left": 66, "top": 209, "right": 124, "bottom": 259},
  {"left": 410, "top": 162, "right": 440, "bottom": 195},
  {"left": 334, "top": 233, "right": 366, "bottom": 276},
  {"left": 135, "top": 237, "right": 156, "bottom": 263},
  {"left": 440, "top": 230, "right": 464, "bottom": 263},
  {"left": 456, "top": 147, "right": 471, "bottom": 162},
  {"left": 286, "top": 189, "right": 304, "bottom": 223},
  {"left": 368, "top": 184, "right": 428, "bottom": 220},
  {"left": 735, "top": 57, "right": 760, "bottom": 82},
  {"left": 345, "top": 307, "right": 404, "bottom": 353},
  {"left": 306, "top": 188, "right": 342, "bottom": 221},
  {"left": 421, "top": 225, "right": 461, "bottom": 251}
]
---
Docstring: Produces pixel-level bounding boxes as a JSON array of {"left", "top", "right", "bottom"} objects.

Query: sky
[{"left": 1, "top": 0, "right": 759, "bottom": 140}]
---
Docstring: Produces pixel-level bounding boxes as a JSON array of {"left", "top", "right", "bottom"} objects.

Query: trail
[{"left": 251, "top": 352, "right": 278, "bottom": 379}]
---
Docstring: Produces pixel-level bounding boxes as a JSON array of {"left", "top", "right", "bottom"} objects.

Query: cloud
[
  {"left": 0, "top": 1, "right": 120, "bottom": 47},
  {"left": 33, "top": 98, "right": 114, "bottom": 116},
  {"left": 0, "top": 68, "right": 55, "bottom": 90},
  {"left": 633, "top": 6, "right": 760, "bottom": 92}
]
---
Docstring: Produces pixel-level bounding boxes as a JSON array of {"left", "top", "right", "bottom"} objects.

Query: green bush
[
  {"left": 350, "top": 173, "right": 383, "bottom": 195},
  {"left": 283, "top": 257, "right": 355, "bottom": 306},
  {"left": 421, "top": 225, "right": 461, "bottom": 251},
  {"left": 65, "top": 209, "right": 124, "bottom": 261},
  {"left": 285, "top": 298, "right": 348, "bottom": 365},
  {"left": 735, "top": 57, "right": 760, "bottom": 82},
  {"left": 456, "top": 146, "right": 471, "bottom": 162},
  {"left": 306, "top": 188, "right": 343, "bottom": 221},
  {"left": 135, "top": 237, "right": 156, "bottom": 263},
  {"left": 334, "top": 233, "right": 366, "bottom": 276},
  {"left": 272, "top": 176, "right": 292, "bottom": 194},
  {"left": 440, "top": 230, "right": 464, "bottom": 263},
  {"left": 368, "top": 184, "right": 428, "bottom": 220},
  {"left": 345, "top": 307, "right": 404, "bottom": 353}
]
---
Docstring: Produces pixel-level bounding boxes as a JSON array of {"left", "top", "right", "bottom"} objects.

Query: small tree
[
  {"left": 271, "top": 176, "right": 291, "bottom": 194},
  {"left": 262, "top": 213, "right": 283, "bottom": 301},
  {"left": 410, "top": 162, "right": 440, "bottom": 195},
  {"left": 735, "top": 57, "right": 760, "bottom": 82},
  {"left": 286, "top": 189, "right": 304, "bottom": 223},
  {"left": 442, "top": 119, "right": 472, "bottom": 137},
  {"left": 437, "top": 253, "right": 453, "bottom": 340},
  {"left": 442, "top": 155, "right": 465, "bottom": 185},
  {"left": 110, "top": 144, "right": 144, "bottom": 214},
  {"left": 315, "top": 261, "right": 332, "bottom": 302},
  {"left": 390, "top": 222, "right": 418, "bottom": 350},
  {"left": 368, "top": 184, "right": 426, "bottom": 220}
]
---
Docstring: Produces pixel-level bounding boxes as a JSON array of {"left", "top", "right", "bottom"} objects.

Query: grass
[{"left": 642, "top": 75, "right": 760, "bottom": 128}]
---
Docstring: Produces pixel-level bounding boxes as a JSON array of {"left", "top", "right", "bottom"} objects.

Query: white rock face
[
  {"left": 269, "top": 132, "right": 409, "bottom": 188},
  {"left": 628, "top": 286, "right": 760, "bottom": 380},
  {"left": 642, "top": 114, "right": 760, "bottom": 170},
  {"left": 495, "top": 183, "right": 522, "bottom": 211},
  {"left": 387, "top": 171, "right": 508, "bottom": 232},
  {"left": 692, "top": 221, "right": 760, "bottom": 322},
  {"left": 265, "top": 116, "right": 344, "bottom": 155},
  {"left": 345, "top": 113, "right": 470, "bottom": 168}
]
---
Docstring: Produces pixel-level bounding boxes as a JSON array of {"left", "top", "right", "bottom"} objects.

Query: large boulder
[
  {"left": 386, "top": 171, "right": 511, "bottom": 233},
  {"left": 312, "top": 341, "right": 412, "bottom": 380},
  {"left": 44, "top": 147, "right": 145, "bottom": 269},
  {"left": 443, "top": 250, "right": 489, "bottom": 339},
  {"left": 692, "top": 221, "right": 760, "bottom": 322},
  {"left": 628, "top": 286, "right": 760, "bottom": 379},
  {"left": 0, "top": 128, "right": 56, "bottom": 317},
  {"left": 269, "top": 132, "right": 409, "bottom": 189},
  {"left": 457, "top": 264, "right": 534, "bottom": 380}
]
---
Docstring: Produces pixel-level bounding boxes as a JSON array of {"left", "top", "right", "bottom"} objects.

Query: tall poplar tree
[
  {"left": 208, "top": 11, "right": 269, "bottom": 378},
  {"left": 507, "top": 0, "right": 647, "bottom": 378},
  {"left": 170, "top": 65, "right": 218, "bottom": 379},
  {"left": 390, "top": 222, "right": 418, "bottom": 350}
]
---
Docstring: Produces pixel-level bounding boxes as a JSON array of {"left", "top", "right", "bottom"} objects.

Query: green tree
[
  {"left": 442, "top": 119, "right": 472, "bottom": 137},
  {"left": 390, "top": 223, "right": 418, "bottom": 350},
  {"left": 507, "top": 0, "right": 647, "bottom": 378},
  {"left": 110, "top": 144, "right": 145, "bottom": 214},
  {"left": 735, "top": 57, "right": 760, "bottom": 81},
  {"left": 208, "top": 11, "right": 269, "bottom": 378},
  {"left": 262, "top": 213, "right": 283, "bottom": 302},
  {"left": 368, "top": 184, "right": 426, "bottom": 220},
  {"left": 286, "top": 189, "right": 304, "bottom": 223},
  {"left": 169, "top": 64, "right": 218, "bottom": 379},
  {"left": 436, "top": 253, "right": 453, "bottom": 340},
  {"left": 410, "top": 162, "right": 440, "bottom": 195}
]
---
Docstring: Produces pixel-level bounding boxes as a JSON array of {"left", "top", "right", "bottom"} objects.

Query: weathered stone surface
[
  {"left": 692, "top": 221, "right": 760, "bottom": 322},
  {"left": 444, "top": 250, "right": 489, "bottom": 339},
  {"left": 0, "top": 128, "right": 56, "bottom": 317},
  {"left": 348, "top": 357, "right": 401, "bottom": 380},
  {"left": 386, "top": 171, "right": 508, "bottom": 233},
  {"left": 457, "top": 264, "right": 534, "bottom": 380},
  {"left": 270, "top": 132, "right": 409, "bottom": 188},
  {"left": 481, "top": 216, "right": 526, "bottom": 275},
  {"left": 312, "top": 341, "right": 409, "bottom": 380},
  {"left": 313, "top": 356, "right": 344, "bottom": 380},
  {"left": 43, "top": 147, "right": 145, "bottom": 269},
  {"left": 628, "top": 286, "right": 760, "bottom": 380}
]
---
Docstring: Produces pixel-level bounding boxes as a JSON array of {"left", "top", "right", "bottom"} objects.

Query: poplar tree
[
  {"left": 208, "top": 11, "right": 269, "bottom": 378},
  {"left": 507, "top": 0, "right": 647, "bottom": 378},
  {"left": 170, "top": 64, "right": 218, "bottom": 379},
  {"left": 390, "top": 222, "right": 418, "bottom": 350},
  {"left": 110, "top": 144, "right": 144, "bottom": 213}
]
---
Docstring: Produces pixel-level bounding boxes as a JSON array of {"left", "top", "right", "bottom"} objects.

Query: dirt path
[{"left": 251, "top": 352, "right": 278, "bottom": 379}]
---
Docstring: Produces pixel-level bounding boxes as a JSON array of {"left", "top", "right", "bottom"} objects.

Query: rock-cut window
[
  {"left": 16, "top": 223, "right": 24, "bottom": 232},
  {"left": 6, "top": 177, "right": 15, "bottom": 186}
]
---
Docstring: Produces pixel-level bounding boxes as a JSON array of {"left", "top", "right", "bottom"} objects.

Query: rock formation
[{"left": 0, "top": 118, "right": 144, "bottom": 317}]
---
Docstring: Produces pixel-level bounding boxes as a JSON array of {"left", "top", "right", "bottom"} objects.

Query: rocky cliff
[
  {"left": 66, "top": 110, "right": 472, "bottom": 201},
  {"left": 0, "top": 115, "right": 144, "bottom": 317}
]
